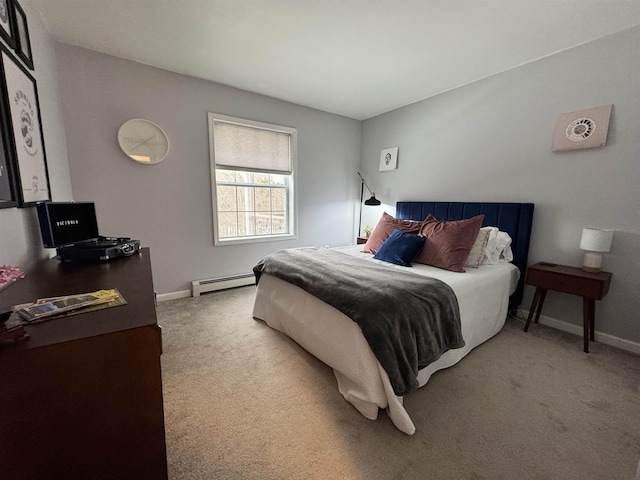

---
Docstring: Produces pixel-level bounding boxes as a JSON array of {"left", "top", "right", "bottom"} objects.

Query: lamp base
[
  {"left": 582, "top": 251, "right": 602, "bottom": 273},
  {"left": 582, "top": 265, "right": 602, "bottom": 273}
]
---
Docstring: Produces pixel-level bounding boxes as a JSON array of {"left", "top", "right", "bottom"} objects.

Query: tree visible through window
[
  {"left": 215, "top": 170, "right": 287, "bottom": 237},
  {"left": 208, "top": 113, "right": 296, "bottom": 245}
]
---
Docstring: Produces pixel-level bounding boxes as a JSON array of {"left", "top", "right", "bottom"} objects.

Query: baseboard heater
[{"left": 191, "top": 273, "right": 255, "bottom": 297}]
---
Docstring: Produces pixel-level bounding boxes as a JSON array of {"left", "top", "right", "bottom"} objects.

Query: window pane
[
  {"left": 255, "top": 212, "right": 272, "bottom": 235},
  {"left": 272, "top": 188, "right": 286, "bottom": 211},
  {"left": 235, "top": 172, "right": 254, "bottom": 184},
  {"left": 218, "top": 212, "right": 238, "bottom": 238},
  {"left": 270, "top": 175, "right": 285, "bottom": 185},
  {"left": 216, "top": 174, "right": 290, "bottom": 239},
  {"left": 216, "top": 169, "right": 235, "bottom": 182},
  {"left": 255, "top": 187, "right": 271, "bottom": 211},
  {"left": 254, "top": 173, "right": 270, "bottom": 184},
  {"left": 236, "top": 186, "right": 254, "bottom": 211},
  {"left": 237, "top": 212, "right": 256, "bottom": 236},
  {"left": 217, "top": 186, "right": 237, "bottom": 211},
  {"left": 272, "top": 212, "right": 286, "bottom": 234}
]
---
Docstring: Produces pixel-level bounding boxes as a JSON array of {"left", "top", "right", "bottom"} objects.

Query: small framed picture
[
  {"left": 0, "top": 45, "right": 49, "bottom": 206},
  {"left": 13, "top": 0, "right": 32, "bottom": 70},
  {"left": 0, "top": 0, "right": 15, "bottom": 49},
  {"left": 379, "top": 146, "right": 398, "bottom": 171}
]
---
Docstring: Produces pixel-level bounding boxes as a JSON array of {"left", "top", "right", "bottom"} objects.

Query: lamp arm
[
  {"left": 358, "top": 180, "right": 364, "bottom": 237},
  {"left": 357, "top": 172, "right": 374, "bottom": 195}
]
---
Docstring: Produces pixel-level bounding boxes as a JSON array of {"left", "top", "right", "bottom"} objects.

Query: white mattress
[{"left": 252, "top": 245, "right": 520, "bottom": 435}]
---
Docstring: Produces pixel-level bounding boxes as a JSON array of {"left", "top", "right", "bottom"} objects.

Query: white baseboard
[
  {"left": 517, "top": 309, "right": 640, "bottom": 355},
  {"left": 156, "top": 290, "right": 191, "bottom": 302},
  {"left": 191, "top": 273, "right": 255, "bottom": 297}
]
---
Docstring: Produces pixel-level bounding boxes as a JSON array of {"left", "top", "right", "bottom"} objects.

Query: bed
[{"left": 252, "top": 201, "right": 534, "bottom": 435}]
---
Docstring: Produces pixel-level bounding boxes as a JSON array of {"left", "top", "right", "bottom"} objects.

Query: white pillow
[
  {"left": 464, "top": 228, "right": 490, "bottom": 268},
  {"left": 497, "top": 232, "right": 514, "bottom": 263},
  {"left": 482, "top": 227, "right": 513, "bottom": 265}
]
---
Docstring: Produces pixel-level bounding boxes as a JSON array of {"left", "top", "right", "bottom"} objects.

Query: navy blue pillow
[{"left": 373, "top": 229, "right": 425, "bottom": 267}]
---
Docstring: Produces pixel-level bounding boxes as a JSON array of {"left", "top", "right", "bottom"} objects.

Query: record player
[
  {"left": 36, "top": 201, "right": 140, "bottom": 262},
  {"left": 56, "top": 237, "right": 141, "bottom": 262}
]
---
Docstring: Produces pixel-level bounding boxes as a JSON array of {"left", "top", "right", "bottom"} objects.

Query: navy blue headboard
[{"left": 396, "top": 201, "right": 534, "bottom": 310}]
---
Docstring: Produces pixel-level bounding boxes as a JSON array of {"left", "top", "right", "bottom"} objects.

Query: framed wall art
[
  {"left": 379, "top": 146, "right": 398, "bottom": 171},
  {"left": 0, "top": 0, "right": 15, "bottom": 49},
  {"left": 552, "top": 105, "right": 612, "bottom": 152},
  {"left": 0, "top": 117, "right": 17, "bottom": 208},
  {"left": 12, "top": 0, "right": 32, "bottom": 70},
  {"left": 0, "top": 44, "right": 49, "bottom": 206}
]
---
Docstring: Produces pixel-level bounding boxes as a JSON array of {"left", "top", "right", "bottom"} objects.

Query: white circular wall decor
[
  {"left": 565, "top": 117, "right": 595, "bottom": 142},
  {"left": 551, "top": 104, "right": 612, "bottom": 152},
  {"left": 117, "top": 119, "right": 169, "bottom": 164}
]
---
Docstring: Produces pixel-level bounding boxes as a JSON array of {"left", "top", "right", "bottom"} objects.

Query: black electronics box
[
  {"left": 56, "top": 239, "right": 141, "bottom": 262},
  {"left": 37, "top": 201, "right": 140, "bottom": 262},
  {"left": 37, "top": 201, "right": 100, "bottom": 248}
]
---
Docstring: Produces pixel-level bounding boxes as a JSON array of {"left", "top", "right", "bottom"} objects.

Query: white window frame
[{"left": 208, "top": 112, "right": 297, "bottom": 246}]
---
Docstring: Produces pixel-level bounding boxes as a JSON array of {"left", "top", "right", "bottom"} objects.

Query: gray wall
[
  {"left": 360, "top": 26, "right": 640, "bottom": 344},
  {"left": 54, "top": 44, "right": 361, "bottom": 295},
  {"left": 0, "top": 0, "right": 72, "bottom": 271}
]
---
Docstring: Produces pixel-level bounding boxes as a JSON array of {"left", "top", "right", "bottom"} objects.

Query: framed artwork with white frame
[
  {"left": 0, "top": 44, "right": 49, "bottom": 206},
  {"left": 379, "top": 146, "right": 398, "bottom": 171}
]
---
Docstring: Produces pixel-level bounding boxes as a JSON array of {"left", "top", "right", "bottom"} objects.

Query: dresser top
[{"left": 0, "top": 248, "right": 157, "bottom": 352}]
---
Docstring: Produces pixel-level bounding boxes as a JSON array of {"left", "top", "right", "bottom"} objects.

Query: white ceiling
[{"left": 32, "top": 0, "right": 640, "bottom": 120}]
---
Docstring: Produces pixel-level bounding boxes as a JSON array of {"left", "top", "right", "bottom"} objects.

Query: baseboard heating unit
[{"left": 192, "top": 273, "right": 255, "bottom": 297}]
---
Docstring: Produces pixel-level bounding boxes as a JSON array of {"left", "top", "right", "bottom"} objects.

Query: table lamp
[{"left": 580, "top": 228, "right": 613, "bottom": 273}]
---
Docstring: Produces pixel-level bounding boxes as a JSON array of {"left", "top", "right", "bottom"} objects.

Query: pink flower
[{"left": 0, "top": 265, "right": 25, "bottom": 289}]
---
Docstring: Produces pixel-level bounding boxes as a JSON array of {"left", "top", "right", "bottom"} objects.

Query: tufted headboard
[{"left": 396, "top": 201, "right": 534, "bottom": 310}]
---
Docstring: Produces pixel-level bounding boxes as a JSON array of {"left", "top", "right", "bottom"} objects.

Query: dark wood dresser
[{"left": 0, "top": 248, "right": 167, "bottom": 480}]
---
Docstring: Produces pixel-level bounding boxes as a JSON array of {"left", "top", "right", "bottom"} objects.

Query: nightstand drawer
[{"left": 526, "top": 267, "right": 609, "bottom": 299}]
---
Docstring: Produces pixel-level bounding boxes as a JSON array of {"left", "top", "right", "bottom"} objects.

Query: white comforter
[{"left": 252, "top": 245, "right": 520, "bottom": 435}]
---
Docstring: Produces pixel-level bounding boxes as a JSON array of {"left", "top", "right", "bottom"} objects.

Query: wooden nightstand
[
  {"left": 523, "top": 262, "right": 612, "bottom": 353},
  {"left": 357, "top": 236, "right": 368, "bottom": 245}
]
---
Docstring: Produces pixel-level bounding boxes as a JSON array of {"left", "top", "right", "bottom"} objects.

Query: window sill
[{"left": 214, "top": 233, "right": 297, "bottom": 247}]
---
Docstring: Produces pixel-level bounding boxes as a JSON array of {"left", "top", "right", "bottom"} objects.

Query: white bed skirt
[{"left": 252, "top": 247, "right": 519, "bottom": 435}]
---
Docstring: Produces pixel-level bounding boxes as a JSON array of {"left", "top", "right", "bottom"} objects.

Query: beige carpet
[{"left": 157, "top": 286, "right": 640, "bottom": 480}]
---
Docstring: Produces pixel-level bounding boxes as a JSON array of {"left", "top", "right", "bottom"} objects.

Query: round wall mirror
[{"left": 117, "top": 119, "right": 169, "bottom": 164}]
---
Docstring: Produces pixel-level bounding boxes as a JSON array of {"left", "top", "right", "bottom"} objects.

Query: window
[{"left": 208, "top": 113, "right": 297, "bottom": 245}]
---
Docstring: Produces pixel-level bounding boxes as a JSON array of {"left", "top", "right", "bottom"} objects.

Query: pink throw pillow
[
  {"left": 414, "top": 215, "right": 484, "bottom": 272},
  {"left": 362, "top": 212, "right": 436, "bottom": 254}
]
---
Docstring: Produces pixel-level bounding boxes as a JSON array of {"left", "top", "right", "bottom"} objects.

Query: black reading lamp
[{"left": 357, "top": 172, "right": 381, "bottom": 237}]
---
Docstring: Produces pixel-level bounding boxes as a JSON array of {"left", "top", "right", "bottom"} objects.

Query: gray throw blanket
[{"left": 253, "top": 247, "right": 464, "bottom": 396}]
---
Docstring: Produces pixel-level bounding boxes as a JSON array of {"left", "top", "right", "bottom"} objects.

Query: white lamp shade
[{"left": 580, "top": 228, "right": 613, "bottom": 253}]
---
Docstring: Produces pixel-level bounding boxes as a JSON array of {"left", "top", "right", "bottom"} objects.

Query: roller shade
[{"left": 213, "top": 122, "right": 291, "bottom": 174}]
